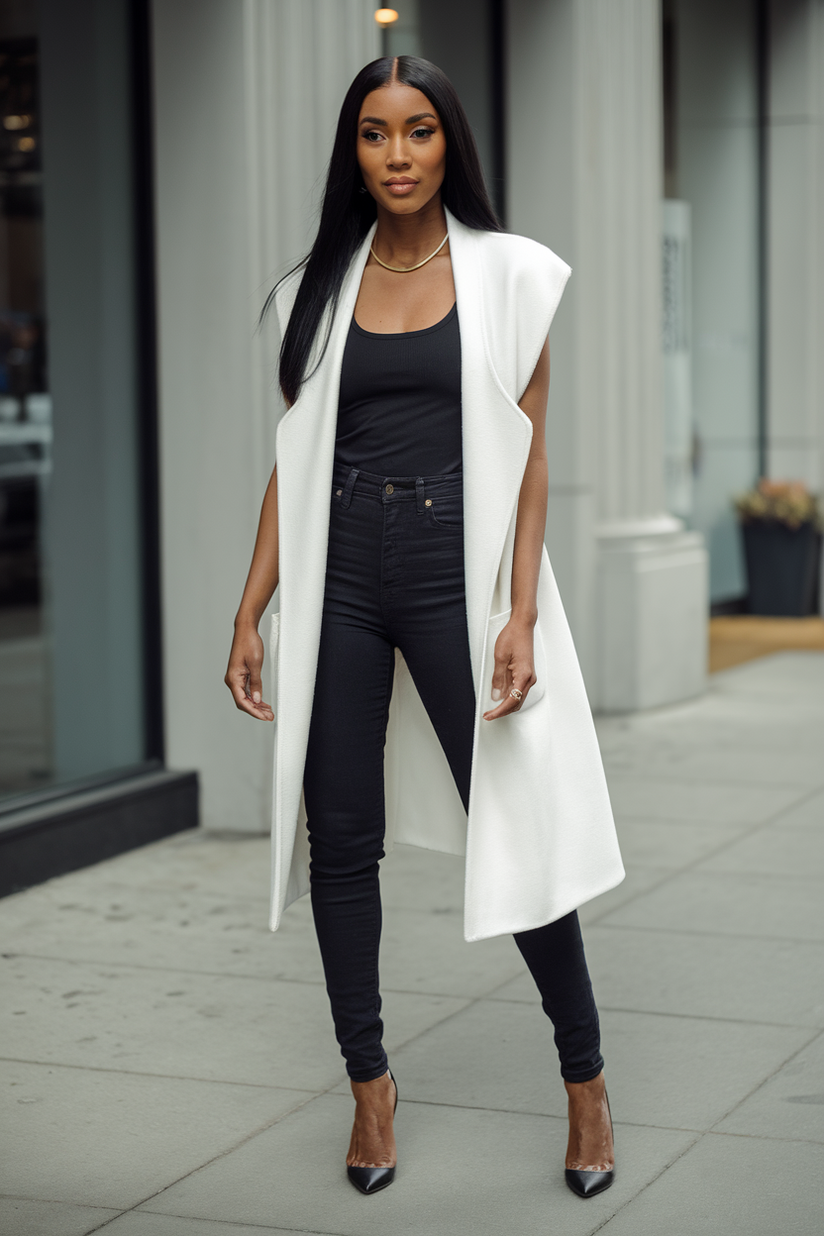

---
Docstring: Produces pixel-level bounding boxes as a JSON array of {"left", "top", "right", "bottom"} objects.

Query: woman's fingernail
[
  {"left": 491, "top": 688, "right": 501, "bottom": 701},
  {"left": 253, "top": 692, "right": 261, "bottom": 704}
]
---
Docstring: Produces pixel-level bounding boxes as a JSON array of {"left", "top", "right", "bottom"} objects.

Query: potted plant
[{"left": 734, "top": 480, "right": 823, "bottom": 616}]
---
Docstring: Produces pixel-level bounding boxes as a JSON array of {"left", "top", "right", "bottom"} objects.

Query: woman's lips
[{"left": 385, "top": 181, "right": 418, "bottom": 196}]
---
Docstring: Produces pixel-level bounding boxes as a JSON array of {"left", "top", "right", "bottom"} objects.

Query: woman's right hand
[{"left": 225, "top": 624, "right": 274, "bottom": 721}]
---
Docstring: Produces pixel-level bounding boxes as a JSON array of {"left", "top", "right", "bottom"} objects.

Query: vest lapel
[
  {"left": 273, "top": 223, "right": 375, "bottom": 908},
  {"left": 446, "top": 209, "right": 534, "bottom": 689}
]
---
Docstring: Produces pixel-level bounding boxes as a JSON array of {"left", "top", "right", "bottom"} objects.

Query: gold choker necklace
[{"left": 370, "top": 233, "right": 449, "bottom": 273}]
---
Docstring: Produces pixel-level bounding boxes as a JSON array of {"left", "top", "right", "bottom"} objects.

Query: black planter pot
[{"left": 741, "top": 520, "right": 821, "bottom": 616}]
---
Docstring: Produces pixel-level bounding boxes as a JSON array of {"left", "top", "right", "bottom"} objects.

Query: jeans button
[{"left": 385, "top": 483, "right": 394, "bottom": 494}]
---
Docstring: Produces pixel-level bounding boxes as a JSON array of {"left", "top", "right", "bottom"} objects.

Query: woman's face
[{"left": 357, "top": 82, "right": 446, "bottom": 216}]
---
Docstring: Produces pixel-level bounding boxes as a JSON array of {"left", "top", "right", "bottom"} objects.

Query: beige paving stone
[
  {"left": 599, "top": 870, "right": 824, "bottom": 941},
  {"left": 0, "top": 875, "right": 521, "bottom": 1000},
  {"left": 714, "top": 1030, "right": 824, "bottom": 1144},
  {"left": 0, "top": 882, "right": 321, "bottom": 985},
  {"left": 594, "top": 654, "right": 824, "bottom": 792},
  {"left": 602, "top": 776, "right": 807, "bottom": 825},
  {"left": 596, "top": 1130, "right": 824, "bottom": 1236},
  {"left": 770, "top": 786, "right": 824, "bottom": 829},
  {"left": 0, "top": 954, "right": 467, "bottom": 1089},
  {"left": 95, "top": 1214, "right": 334, "bottom": 1236},
  {"left": 494, "top": 924, "right": 824, "bottom": 1027},
  {"left": 367, "top": 998, "right": 814, "bottom": 1131},
  {"left": 695, "top": 824, "right": 824, "bottom": 879},
  {"left": 709, "top": 651, "right": 824, "bottom": 700},
  {"left": 0, "top": 845, "right": 660, "bottom": 1005},
  {"left": 26, "top": 832, "right": 273, "bottom": 903},
  {"left": 612, "top": 817, "right": 752, "bottom": 869},
  {"left": 137, "top": 1093, "right": 696, "bottom": 1236},
  {"left": 596, "top": 925, "right": 824, "bottom": 1026},
  {"left": 379, "top": 843, "right": 466, "bottom": 912},
  {"left": 0, "top": 1197, "right": 118, "bottom": 1236},
  {"left": 379, "top": 901, "right": 525, "bottom": 997},
  {"left": 610, "top": 745, "right": 823, "bottom": 788},
  {"left": 577, "top": 866, "right": 672, "bottom": 926},
  {"left": 0, "top": 1059, "right": 310, "bottom": 1210}
]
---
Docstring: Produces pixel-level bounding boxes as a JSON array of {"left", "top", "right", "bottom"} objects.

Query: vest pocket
[
  {"left": 484, "top": 608, "right": 547, "bottom": 713},
  {"left": 269, "top": 612, "right": 280, "bottom": 718}
]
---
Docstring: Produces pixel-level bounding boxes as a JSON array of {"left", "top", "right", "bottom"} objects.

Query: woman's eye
[
  {"left": 412, "top": 127, "right": 435, "bottom": 139},
  {"left": 362, "top": 130, "right": 382, "bottom": 142}
]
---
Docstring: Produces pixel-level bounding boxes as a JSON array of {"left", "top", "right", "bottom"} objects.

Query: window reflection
[
  {"left": 0, "top": 0, "right": 149, "bottom": 801},
  {"left": 0, "top": 25, "right": 51, "bottom": 794}
]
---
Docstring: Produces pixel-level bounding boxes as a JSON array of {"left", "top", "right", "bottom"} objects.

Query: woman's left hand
[{"left": 483, "top": 615, "right": 537, "bottom": 720}]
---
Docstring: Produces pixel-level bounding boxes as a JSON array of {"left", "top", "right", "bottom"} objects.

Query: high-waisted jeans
[{"left": 303, "top": 464, "right": 604, "bottom": 1084}]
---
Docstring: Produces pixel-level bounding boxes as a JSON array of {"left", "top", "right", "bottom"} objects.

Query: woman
[{"left": 225, "top": 56, "right": 624, "bottom": 1199}]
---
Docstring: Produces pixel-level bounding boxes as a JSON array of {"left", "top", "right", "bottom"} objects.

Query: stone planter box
[{"left": 741, "top": 521, "right": 821, "bottom": 616}]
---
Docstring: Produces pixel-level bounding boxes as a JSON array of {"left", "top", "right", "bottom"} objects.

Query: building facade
[{"left": 1, "top": 0, "right": 822, "bottom": 873}]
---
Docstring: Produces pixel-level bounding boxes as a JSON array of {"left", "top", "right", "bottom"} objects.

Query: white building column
[
  {"left": 507, "top": 0, "right": 707, "bottom": 710},
  {"left": 766, "top": 0, "right": 824, "bottom": 615},
  {"left": 151, "top": 1, "right": 379, "bottom": 830}
]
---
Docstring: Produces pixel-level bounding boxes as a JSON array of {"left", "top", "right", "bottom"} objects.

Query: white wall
[{"left": 151, "top": 0, "right": 379, "bottom": 830}]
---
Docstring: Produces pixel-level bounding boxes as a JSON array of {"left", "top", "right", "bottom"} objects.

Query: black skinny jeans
[{"left": 303, "top": 464, "right": 603, "bottom": 1085}]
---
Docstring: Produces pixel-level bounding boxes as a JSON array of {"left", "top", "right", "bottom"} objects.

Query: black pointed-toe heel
[
  {"left": 347, "top": 1070, "right": 398, "bottom": 1196},
  {"left": 565, "top": 1166, "right": 615, "bottom": 1198},
  {"left": 564, "top": 1086, "right": 615, "bottom": 1199},
  {"left": 347, "top": 1163, "right": 396, "bottom": 1195}
]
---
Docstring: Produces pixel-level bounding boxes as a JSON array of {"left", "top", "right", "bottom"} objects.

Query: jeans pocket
[{"left": 426, "top": 495, "right": 463, "bottom": 531}]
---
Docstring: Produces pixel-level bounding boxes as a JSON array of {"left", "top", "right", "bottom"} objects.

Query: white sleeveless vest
[{"left": 269, "top": 208, "right": 624, "bottom": 942}]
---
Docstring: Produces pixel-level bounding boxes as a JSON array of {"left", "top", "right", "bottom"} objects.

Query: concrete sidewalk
[{"left": 1, "top": 651, "right": 823, "bottom": 1236}]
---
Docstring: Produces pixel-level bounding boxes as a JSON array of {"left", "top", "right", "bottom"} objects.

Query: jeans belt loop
[
  {"left": 415, "top": 476, "right": 426, "bottom": 514},
  {"left": 341, "top": 467, "right": 359, "bottom": 509}
]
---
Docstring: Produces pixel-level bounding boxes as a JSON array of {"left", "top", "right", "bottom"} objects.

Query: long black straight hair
[{"left": 264, "top": 56, "right": 502, "bottom": 406}]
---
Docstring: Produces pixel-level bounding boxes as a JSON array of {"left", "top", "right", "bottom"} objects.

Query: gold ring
[{"left": 510, "top": 688, "right": 523, "bottom": 701}]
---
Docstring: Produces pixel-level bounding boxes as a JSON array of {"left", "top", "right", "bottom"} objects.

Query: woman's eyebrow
[{"left": 358, "top": 112, "right": 437, "bottom": 126}]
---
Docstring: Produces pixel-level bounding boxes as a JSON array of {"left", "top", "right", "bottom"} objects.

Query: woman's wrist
[
  {"left": 510, "top": 604, "right": 538, "bottom": 629},
  {"left": 234, "top": 607, "right": 263, "bottom": 634}
]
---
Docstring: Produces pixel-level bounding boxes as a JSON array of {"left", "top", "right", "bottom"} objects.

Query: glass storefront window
[
  {"left": 0, "top": 24, "right": 48, "bottom": 795},
  {"left": 0, "top": 0, "right": 154, "bottom": 802}
]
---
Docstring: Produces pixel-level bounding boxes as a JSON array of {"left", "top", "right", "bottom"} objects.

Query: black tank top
[{"left": 334, "top": 302, "right": 462, "bottom": 476}]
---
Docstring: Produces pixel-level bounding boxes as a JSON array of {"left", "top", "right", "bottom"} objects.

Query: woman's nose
[{"left": 386, "top": 140, "right": 410, "bottom": 168}]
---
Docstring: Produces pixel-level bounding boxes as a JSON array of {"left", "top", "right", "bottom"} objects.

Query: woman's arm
[
  {"left": 483, "top": 336, "right": 550, "bottom": 721},
  {"left": 224, "top": 461, "right": 280, "bottom": 721}
]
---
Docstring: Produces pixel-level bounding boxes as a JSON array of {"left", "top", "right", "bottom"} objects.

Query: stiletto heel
[
  {"left": 347, "top": 1070, "right": 398, "bottom": 1195},
  {"left": 564, "top": 1085, "right": 615, "bottom": 1198}
]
